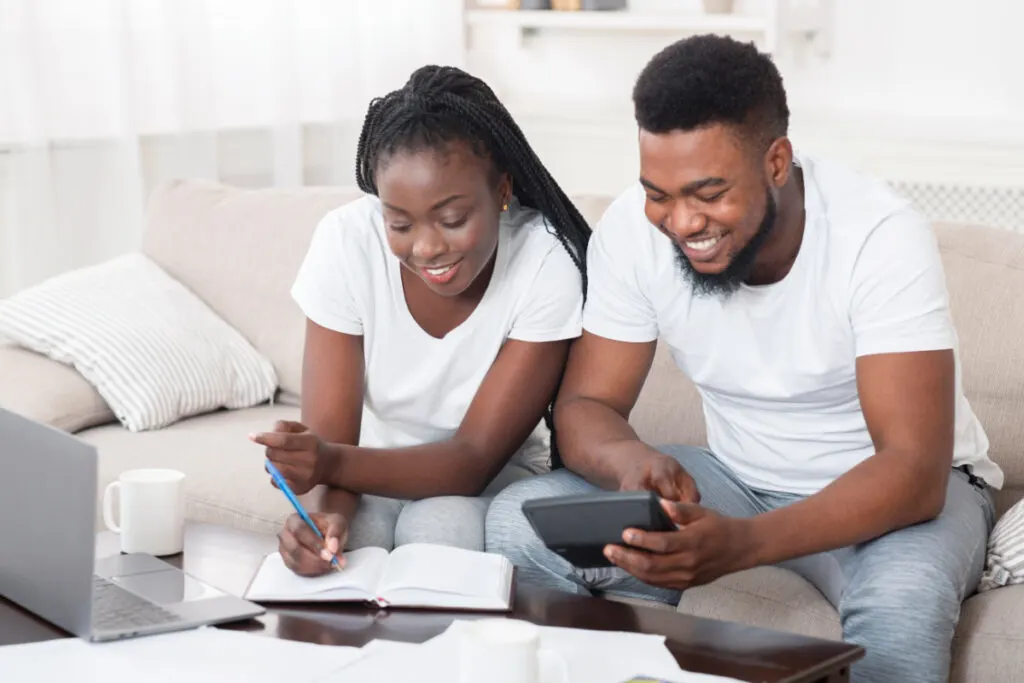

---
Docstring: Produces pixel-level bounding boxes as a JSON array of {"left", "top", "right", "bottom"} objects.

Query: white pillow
[
  {"left": 0, "top": 253, "right": 278, "bottom": 431},
  {"left": 980, "top": 498, "right": 1024, "bottom": 592}
]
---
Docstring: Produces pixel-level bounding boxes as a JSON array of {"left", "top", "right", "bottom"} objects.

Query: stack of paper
[
  {"left": 324, "top": 620, "right": 745, "bottom": 683},
  {"left": 0, "top": 629, "right": 363, "bottom": 683},
  {"left": 0, "top": 623, "right": 743, "bottom": 683}
]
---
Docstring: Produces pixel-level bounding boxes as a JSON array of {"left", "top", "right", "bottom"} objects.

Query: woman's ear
[{"left": 497, "top": 172, "right": 513, "bottom": 210}]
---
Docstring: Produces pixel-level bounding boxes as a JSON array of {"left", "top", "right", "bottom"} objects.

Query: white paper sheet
[
  {"left": 0, "top": 628, "right": 363, "bottom": 683},
  {"left": 322, "top": 621, "right": 745, "bottom": 683}
]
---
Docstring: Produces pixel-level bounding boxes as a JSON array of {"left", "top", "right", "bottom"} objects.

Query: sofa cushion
[
  {"left": 935, "top": 222, "right": 1024, "bottom": 491},
  {"left": 950, "top": 583, "right": 1024, "bottom": 682},
  {"left": 676, "top": 567, "right": 843, "bottom": 641},
  {"left": 0, "top": 254, "right": 279, "bottom": 432},
  {"left": 142, "top": 180, "right": 364, "bottom": 399},
  {"left": 0, "top": 344, "right": 114, "bottom": 432},
  {"left": 80, "top": 404, "right": 304, "bottom": 535},
  {"left": 674, "top": 566, "right": 1024, "bottom": 683}
]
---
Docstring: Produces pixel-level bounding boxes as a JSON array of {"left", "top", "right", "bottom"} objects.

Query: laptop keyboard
[{"left": 91, "top": 576, "right": 182, "bottom": 632}]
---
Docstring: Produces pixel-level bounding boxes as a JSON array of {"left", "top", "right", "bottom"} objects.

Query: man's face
[{"left": 638, "top": 124, "right": 777, "bottom": 297}]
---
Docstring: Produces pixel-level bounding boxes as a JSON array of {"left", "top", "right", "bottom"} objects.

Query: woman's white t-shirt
[{"left": 290, "top": 196, "right": 584, "bottom": 473}]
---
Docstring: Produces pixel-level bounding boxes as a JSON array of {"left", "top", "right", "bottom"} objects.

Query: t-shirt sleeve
[
  {"left": 849, "top": 208, "right": 955, "bottom": 357},
  {"left": 290, "top": 211, "right": 364, "bottom": 335},
  {"left": 581, "top": 199, "right": 659, "bottom": 343},
  {"left": 508, "top": 243, "right": 584, "bottom": 343}
]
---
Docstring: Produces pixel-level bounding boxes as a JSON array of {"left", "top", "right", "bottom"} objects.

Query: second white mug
[
  {"left": 458, "top": 619, "right": 566, "bottom": 683},
  {"left": 102, "top": 468, "right": 185, "bottom": 556}
]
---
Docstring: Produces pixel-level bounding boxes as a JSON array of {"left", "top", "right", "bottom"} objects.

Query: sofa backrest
[
  {"left": 142, "top": 182, "right": 1024, "bottom": 514},
  {"left": 142, "top": 180, "right": 363, "bottom": 399}
]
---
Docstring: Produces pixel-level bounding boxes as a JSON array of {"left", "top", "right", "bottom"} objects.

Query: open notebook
[{"left": 244, "top": 543, "right": 514, "bottom": 611}]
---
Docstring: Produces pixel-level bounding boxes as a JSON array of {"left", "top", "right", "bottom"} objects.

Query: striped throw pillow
[
  {"left": 0, "top": 253, "right": 278, "bottom": 431},
  {"left": 980, "top": 498, "right": 1024, "bottom": 591}
]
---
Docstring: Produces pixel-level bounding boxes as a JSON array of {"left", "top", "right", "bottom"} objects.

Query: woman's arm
[
  {"left": 325, "top": 337, "right": 571, "bottom": 499},
  {"left": 299, "top": 318, "right": 365, "bottom": 519}
]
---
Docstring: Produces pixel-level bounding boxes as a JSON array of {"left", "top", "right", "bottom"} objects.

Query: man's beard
[{"left": 673, "top": 188, "right": 778, "bottom": 298}]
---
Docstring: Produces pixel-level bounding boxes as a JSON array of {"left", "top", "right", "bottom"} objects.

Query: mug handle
[
  {"left": 539, "top": 648, "right": 570, "bottom": 683},
  {"left": 102, "top": 481, "right": 121, "bottom": 533}
]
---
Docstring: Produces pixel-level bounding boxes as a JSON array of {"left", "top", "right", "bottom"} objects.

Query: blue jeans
[{"left": 485, "top": 446, "right": 996, "bottom": 683}]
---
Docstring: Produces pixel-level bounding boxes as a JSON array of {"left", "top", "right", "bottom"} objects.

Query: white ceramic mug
[
  {"left": 458, "top": 619, "right": 567, "bottom": 683},
  {"left": 102, "top": 469, "right": 185, "bottom": 556}
]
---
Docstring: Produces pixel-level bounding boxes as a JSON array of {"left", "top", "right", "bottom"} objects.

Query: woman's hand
[
  {"left": 250, "top": 420, "right": 339, "bottom": 494},
  {"left": 277, "top": 512, "right": 348, "bottom": 576}
]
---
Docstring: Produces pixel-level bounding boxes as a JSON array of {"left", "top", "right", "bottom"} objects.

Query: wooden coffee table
[{"left": 0, "top": 523, "right": 862, "bottom": 682}]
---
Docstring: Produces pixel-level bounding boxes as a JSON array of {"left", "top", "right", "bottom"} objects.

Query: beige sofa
[{"left": 2, "top": 179, "right": 1022, "bottom": 681}]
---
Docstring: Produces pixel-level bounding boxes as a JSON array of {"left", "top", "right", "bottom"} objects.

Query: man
[{"left": 485, "top": 35, "right": 1001, "bottom": 683}]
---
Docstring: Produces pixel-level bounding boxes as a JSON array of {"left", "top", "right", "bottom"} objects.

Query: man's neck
[{"left": 746, "top": 165, "right": 806, "bottom": 287}]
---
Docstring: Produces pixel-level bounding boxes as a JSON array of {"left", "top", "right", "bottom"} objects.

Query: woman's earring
[{"left": 502, "top": 202, "right": 509, "bottom": 212}]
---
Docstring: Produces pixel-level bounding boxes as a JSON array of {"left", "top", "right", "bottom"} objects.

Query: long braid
[{"left": 353, "top": 65, "right": 592, "bottom": 469}]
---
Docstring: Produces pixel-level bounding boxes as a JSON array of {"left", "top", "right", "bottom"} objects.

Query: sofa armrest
[{"left": 0, "top": 344, "right": 115, "bottom": 432}]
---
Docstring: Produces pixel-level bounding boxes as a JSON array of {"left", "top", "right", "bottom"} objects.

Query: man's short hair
[{"left": 632, "top": 34, "right": 790, "bottom": 151}]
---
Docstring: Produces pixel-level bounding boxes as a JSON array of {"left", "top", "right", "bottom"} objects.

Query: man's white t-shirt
[
  {"left": 291, "top": 196, "right": 584, "bottom": 473},
  {"left": 584, "top": 154, "right": 1003, "bottom": 495}
]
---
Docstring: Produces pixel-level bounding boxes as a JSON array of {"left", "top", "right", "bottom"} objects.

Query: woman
[{"left": 250, "top": 65, "right": 590, "bottom": 576}]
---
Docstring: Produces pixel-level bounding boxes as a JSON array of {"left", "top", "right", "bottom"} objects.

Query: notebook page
[
  {"left": 376, "top": 543, "right": 511, "bottom": 608},
  {"left": 245, "top": 547, "right": 389, "bottom": 602}
]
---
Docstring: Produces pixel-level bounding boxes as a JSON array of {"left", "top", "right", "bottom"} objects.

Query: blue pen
[{"left": 264, "top": 459, "right": 342, "bottom": 570}]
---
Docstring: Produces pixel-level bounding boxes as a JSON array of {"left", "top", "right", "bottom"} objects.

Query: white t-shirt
[
  {"left": 291, "top": 196, "right": 584, "bottom": 473},
  {"left": 584, "top": 154, "right": 1003, "bottom": 495}
]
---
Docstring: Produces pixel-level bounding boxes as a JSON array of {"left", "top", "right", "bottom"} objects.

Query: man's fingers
[
  {"left": 662, "top": 501, "right": 706, "bottom": 527},
  {"left": 680, "top": 477, "right": 701, "bottom": 504},
  {"left": 651, "top": 483, "right": 672, "bottom": 500},
  {"left": 604, "top": 544, "right": 695, "bottom": 587},
  {"left": 622, "top": 528, "right": 689, "bottom": 554},
  {"left": 603, "top": 545, "right": 666, "bottom": 579}
]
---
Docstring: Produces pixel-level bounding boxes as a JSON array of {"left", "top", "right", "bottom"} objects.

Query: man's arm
[
  {"left": 300, "top": 319, "right": 364, "bottom": 520},
  {"left": 555, "top": 331, "right": 657, "bottom": 487},
  {"left": 747, "top": 349, "right": 956, "bottom": 565},
  {"left": 326, "top": 336, "right": 572, "bottom": 499}
]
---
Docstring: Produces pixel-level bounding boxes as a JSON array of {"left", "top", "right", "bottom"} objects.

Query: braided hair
[{"left": 354, "top": 65, "right": 591, "bottom": 469}]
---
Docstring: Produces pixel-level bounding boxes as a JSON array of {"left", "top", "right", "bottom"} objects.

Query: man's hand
[
  {"left": 603, "top": 500, "right": 754, "bottom": 590},
  {"left": 278, "top": 512, "right": 348, "bottom": 576},
  {"left": 617, "top": 448, "right": 701, "bottom": 504},
  {"left": 249, "top": 420, "right": 337, "bottom": 495}
]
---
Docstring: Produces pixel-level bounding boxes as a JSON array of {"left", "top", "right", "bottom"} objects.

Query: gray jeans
[
  {"left": 485, "top": 445, "right": 996, "bottom": 683},
  {"left": 345, "top": 462, "right": 536, "bottom": 552}
]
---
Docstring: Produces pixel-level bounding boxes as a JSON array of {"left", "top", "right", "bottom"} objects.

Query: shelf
[
  {"left": 466, "top": 9, "right": 768, "bottom": 34},
  {"left": 465, "top": 3, "right": 834, "bottom": 56}
]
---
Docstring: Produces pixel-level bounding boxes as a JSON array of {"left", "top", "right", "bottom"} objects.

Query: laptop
[{"left": 0, "top": 407, "right": 265, "bottom": 641}]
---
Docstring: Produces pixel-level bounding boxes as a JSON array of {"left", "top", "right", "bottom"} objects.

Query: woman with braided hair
[{"left": 249, "top": 65, "right": 590, "bottom": 576}]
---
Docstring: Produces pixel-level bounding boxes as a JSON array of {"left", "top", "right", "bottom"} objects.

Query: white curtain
[{"left": 0, "top": 0, "right": 465, "bottom": 297}]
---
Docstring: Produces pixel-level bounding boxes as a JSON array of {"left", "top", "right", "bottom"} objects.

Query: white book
[{"left": 244, "top": 542, "right": 515, "bottom": 611}]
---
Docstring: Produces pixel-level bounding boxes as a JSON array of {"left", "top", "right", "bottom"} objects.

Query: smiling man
[{"left": 485, "top": 35, "right": 1002, "bottom": 683}]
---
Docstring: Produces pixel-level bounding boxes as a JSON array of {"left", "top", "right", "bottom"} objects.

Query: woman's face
[{"left": 376, "top": 141, "right": 509, "bottom": 298}]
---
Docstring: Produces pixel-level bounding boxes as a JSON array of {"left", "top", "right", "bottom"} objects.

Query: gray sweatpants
[
  {"left": 345, "top": 462, "right": 535, "bottom": 552},
  {"left": 485, "top": 445, "right": 996, "bottom": 683}
]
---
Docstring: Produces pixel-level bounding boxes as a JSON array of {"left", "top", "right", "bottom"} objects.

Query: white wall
[{"left": 465, "top": 0, "right": 1024, "bottom": 197}]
